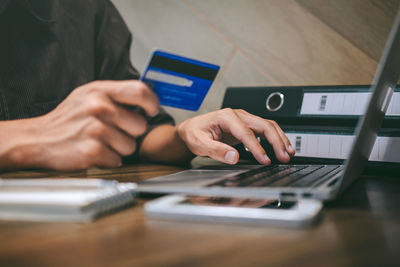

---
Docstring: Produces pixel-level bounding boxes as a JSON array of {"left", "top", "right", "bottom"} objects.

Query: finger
[
  {"left": 81, "top": 140, "right": 122, "bottom": 168},
  {"left": 84, "top": 119, "right": 136, "bottom": 157},
  {"left": 92, "top": 80, "right": 160, "bottom": 117},
  {"left": 191, "top": 133, "right": 240, "bottom": 164},
  {"left": 262, "top": 125, "right": 290, "bottom": 163},
  {"left": 235, "top": 110, "right": 290, "bottom": 163},
  {"left": 271, "top": 122, "right": 295, "bottom": 156},
  {"left": 217, "top": 109, "right": 270, "bottom": 165},
  {"left": 102, "top": 104, "right": 148, "bottom": 137},
  {"left": 95, "top": 145, "right": 122, "bottom": 168},
  {"left": 99, "top": 123, "right": 137, "bottom": 156}
]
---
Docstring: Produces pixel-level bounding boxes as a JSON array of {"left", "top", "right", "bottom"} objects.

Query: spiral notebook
[{"left": 0, "top": 178, "right": 137, "bottom": 222}]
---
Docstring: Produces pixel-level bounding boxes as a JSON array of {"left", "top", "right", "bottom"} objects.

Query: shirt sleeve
[{"left": 94, "top": 0, "right": 175, "bottom": 163}]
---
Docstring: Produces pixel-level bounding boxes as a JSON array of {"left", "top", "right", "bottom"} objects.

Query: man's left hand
[{"left": 176, "top": 108, "right": 295, "bottom": 165}]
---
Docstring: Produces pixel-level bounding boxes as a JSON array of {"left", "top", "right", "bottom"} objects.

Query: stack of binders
[{"left": 222, "top": 85, "right": 400, "bottom": 171}]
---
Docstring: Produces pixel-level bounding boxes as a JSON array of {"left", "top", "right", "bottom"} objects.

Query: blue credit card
[{"left": 140, "top": 50, "right": 220, "bottom": 111}]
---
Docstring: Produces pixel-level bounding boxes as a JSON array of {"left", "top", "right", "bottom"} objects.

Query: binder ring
[{"left": 266, "top": 92, "right": 284, "bottom": 112}]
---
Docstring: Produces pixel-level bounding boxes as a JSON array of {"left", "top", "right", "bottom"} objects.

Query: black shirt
[{"left": 0, "top": 0, "right": 174, "bottom": 161}]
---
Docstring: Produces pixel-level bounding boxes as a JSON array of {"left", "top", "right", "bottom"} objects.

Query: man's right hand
[{"left": 0, "top": 80, "right": 159, "bottom": 171}]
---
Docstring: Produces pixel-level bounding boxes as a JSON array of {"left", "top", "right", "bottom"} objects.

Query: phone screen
[{"left": 181, "top": 196, "right": 297, "bottom": 209}]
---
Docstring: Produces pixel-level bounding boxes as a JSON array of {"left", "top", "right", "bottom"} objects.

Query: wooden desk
[{"left": 0, "top": 162, "right": 399, "bottom": 266}]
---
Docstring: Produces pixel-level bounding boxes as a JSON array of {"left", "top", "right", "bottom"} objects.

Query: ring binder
[
  {"left": 222, "top": 85, "right": 400, "bottom": 169},
  {"left": 266, "top": 92, "right": 284, "bottom": 112},
  {"left": 222, "top": 85, "right": 400, "bottom": 128}
]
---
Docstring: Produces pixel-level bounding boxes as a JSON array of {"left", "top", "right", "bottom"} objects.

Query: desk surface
[{"left": 0, "top": 160, "right": 399, "bottom": 266}]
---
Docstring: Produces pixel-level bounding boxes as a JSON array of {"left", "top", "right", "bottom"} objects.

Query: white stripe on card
[{"left": 144, "top": 70, "right": 193, "bottom": 87}]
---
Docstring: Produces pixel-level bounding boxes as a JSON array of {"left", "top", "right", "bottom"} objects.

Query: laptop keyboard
[{"left": 208, "top": 165, "right": 342, "bottom": 188}]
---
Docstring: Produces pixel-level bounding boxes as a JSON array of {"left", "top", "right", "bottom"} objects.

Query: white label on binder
[
  {"left": 381, "top": 85, "right": 394, "bottom": 113},
  {"left": 286, "top": 133, "right": 400, "bottom": 163},
  {"left": 388, "top": 90, "right": 400, "bottom": 114},
  {"left": 300, "top": 92, "right": 400, "bottom": 116}
]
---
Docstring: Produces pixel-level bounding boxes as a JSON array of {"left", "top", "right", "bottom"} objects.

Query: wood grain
[
  {"left": 0, "top": 163, "right": 399, "bottom": 266},
  {"left": 296, "top": 0, "right": 400, "bottom": 61},
  {"left": 113, "top": 0, "right": 390, "bottom": 123},
  {"left": 185, "top": 0, "right": 378, "bottom": 87}
]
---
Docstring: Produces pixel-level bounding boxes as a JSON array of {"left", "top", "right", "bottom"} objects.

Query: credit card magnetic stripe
[{"left": 148, "top": 52, "right": 219, "bottom": 81}]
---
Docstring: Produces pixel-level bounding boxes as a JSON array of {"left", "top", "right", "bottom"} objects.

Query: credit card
[{"left": 140, "top": 50, "right": 220, "bottom": 111}]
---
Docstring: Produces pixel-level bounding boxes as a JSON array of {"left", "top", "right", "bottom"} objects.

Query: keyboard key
[
  {"left": 269, "top": 166, "right": 323, "bottom": 187},
  {"left": 208, "top": 164, "right": 342, "bottom": 189},
  {"left": 249, "top": 166, "right": 308, "bottom": 187},
  {"left": 290, "top": 165, "right": 341, "bottom": 187},
  {"left": 311, "top": 166, "right": 344, "bottom": 187},
  {"left": 210, "top": 165, "right": 277, "bottom": 187},
  {"left": 222, "top": 166, "right": 291, "bottom": 187},
  {"left": 210, "top": 165, "right": 314, "bottom": 188}
]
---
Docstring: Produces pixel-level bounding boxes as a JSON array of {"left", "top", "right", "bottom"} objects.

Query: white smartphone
[{"left": 145, "top": 195, "right": 323, "bottom": 227}]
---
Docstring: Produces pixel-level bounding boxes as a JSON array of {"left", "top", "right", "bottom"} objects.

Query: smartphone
[{"left": 145, "top": 195, "right": 323, "bottom": 227}]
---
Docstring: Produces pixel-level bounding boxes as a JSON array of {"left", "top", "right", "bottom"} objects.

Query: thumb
[{"left": 203, "top": 139, "right": 240, "bottom": 165}]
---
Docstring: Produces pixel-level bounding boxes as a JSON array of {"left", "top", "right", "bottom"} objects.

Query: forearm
[
  {"left": 139, "top": 124, "right": 195, "bottom": 164},
  {"left": 0, "top": 118, "right": 41, "bottom": 170}
]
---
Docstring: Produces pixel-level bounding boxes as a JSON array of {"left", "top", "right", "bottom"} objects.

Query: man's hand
[
  {"left": 0, "top": 80, "right": 159, "bottom": 171},
  {"left": 175, "top": 108, "right": 295, "bottom": 165}
]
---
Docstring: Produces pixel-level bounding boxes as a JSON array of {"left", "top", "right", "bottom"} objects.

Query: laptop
[{"left": 138, "top": 11, "right": 400, "bottom": 201}]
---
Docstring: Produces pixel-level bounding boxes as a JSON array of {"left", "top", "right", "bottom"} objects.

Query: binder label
[
  {"left": 286, "top": 133, "right": 400, "bottom": 163},
  {"left": 300, "top": 92, "right": 400, "bottom": 116}
]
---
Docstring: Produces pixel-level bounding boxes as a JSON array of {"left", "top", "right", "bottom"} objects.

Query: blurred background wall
[{"left": 112, "top": 0, "right": 400, "bottom": 123}]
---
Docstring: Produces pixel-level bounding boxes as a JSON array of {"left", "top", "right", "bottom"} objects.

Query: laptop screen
[{"left": 338, "top": 10, "right": 400, "bottom": 193}]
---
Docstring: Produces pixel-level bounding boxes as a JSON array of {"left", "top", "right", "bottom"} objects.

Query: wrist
[
  {"left": 175, "top": 121, "right": 185, "bottom": 141},
  {"left": 140, "top": 124, "right": 195, "bottom": 164},
  {"left": 0, "top": 118, "right": 43, "bottom": 169}
]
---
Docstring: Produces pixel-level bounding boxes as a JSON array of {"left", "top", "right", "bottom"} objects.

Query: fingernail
[
  {"left": 289, "top": 145, "right": 295, "bottom": 153},
  {"left": 281, "top": 150, "right": 290, "bottom": 160},
  {"left": 224, "top": 151, "right": 237, "bottom": 164},
  {"left": 118, "top": 161, "right": 122, "bottom": 167},
  {"left": 264, "top": 154, "right": 271, "bottom": 165}
]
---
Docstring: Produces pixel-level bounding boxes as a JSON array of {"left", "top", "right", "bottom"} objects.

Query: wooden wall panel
[
  {"left": 296, "top": 0, "right": 400, "bottom": 61},
  {"left": 185, "top": 0, "right": 378, "bottom": 86},
  {"left": 112, "top": 0, "right": 398, "bottom": 122}
]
